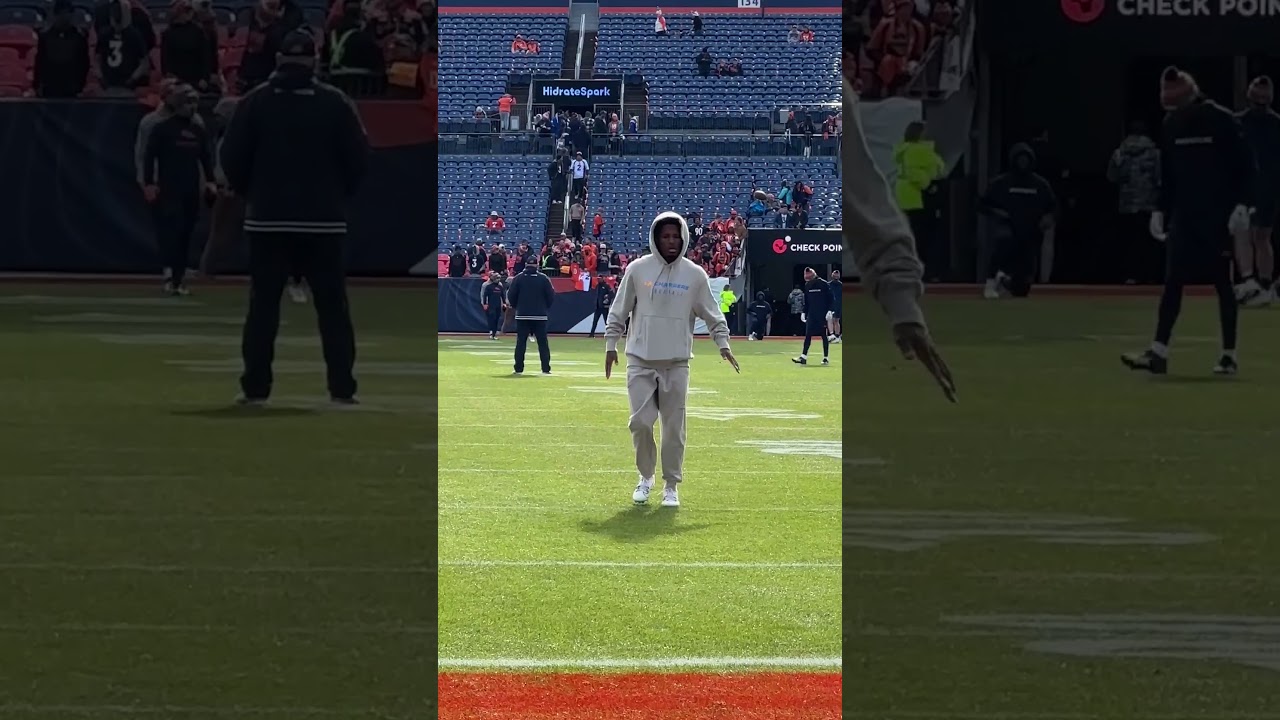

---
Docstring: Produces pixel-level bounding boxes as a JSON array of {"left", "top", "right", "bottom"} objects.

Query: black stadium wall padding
[
  {"left": 0, "top": 101, "right": 432, "bottom": 276},
  {"left": 440, "top": 278, "right": 601, "bottom": 334}
]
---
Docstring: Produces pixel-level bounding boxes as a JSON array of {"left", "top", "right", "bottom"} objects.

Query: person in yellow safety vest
[{"left": 719, "top": 285, "right": 737, "bottom": 335}]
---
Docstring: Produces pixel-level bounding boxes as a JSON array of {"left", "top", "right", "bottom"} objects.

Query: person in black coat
[
  {"left": 791, "top": 267, "right": 834, "bottom": 365},
  {"left": 1123, "top": 67, "right": 1256, "bottom": 377},
  {"left": 506, "top": 259, "right": 555, "bottom": 375},
  {"left": 589, "top": 277, "right": 614, "bottom": 338},
  {"left": 447, "top": 245, "right": 466, "bottom": 277},
  {"left": 34, "top": 0, "right": 90, "bottom": 98},
  {"left": 217, "top": 30, "right": 369, "bottom": 405}
]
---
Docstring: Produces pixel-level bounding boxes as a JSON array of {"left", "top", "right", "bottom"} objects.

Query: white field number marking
[
  {"left": 846, "top": 511, "right": 1214, "bottom": 552},
  {"left": 737, "top": 440, "right": 841, "bottom": 459},
  {"left": 946, "top": 614, "right": 1280, "bottom": 673}
]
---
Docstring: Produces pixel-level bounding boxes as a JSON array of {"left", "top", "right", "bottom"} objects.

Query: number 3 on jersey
[{"left": 107, "top": 38, "right": 123, "bottom": 68}]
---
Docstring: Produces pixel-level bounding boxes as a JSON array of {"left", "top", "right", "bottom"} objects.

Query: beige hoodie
[
  {"left": 841, "top": 77, "right": 926, "bottom": 327},
  {"left": 604, "top": 211, "right": 730, "bottom": 365}
]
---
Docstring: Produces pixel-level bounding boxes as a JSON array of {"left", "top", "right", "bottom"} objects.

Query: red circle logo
[
  {"left": 772, "top": 238, "right": 788, "bottom": 254},
  {"left": 1061, "top": 0, "right": 1104, "bottom": 23}
]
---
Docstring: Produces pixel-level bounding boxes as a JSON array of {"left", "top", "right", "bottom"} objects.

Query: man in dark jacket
[
  {"left": 979, "top": 142, "right": 1056, "bottom": 298},
  {"left": 1123, "top": 67, "right": 1255, "bottom": 377},
  {"left": 589, "top": 276, "right": 614, "bottom": 338},
  {"left": 747, "top": 291, "right": 771, "bottom": 340},
  {"left": 792, "top": 266, "right": 834, "bottom": 365},
  {"left": 218, "top": 30, "right": 369, "bottom": 405},
  {"left": 488, "top": 243, "right": 507, "bottom": 275},
  {"left": 161, "top": 0, "right": 215, "bottom": 90},
  {"left": 480, "top": 272, "right": 507, "bottom": 339},
  {"left": 506, "top": 258, "right": 555, "bottom": 375},
  {"left": 237, "top": 0, "right": 302, "bottom": 93},
  {"left": 447, "top": 245, "right": 466, "bottom": 277},
  {"left": 34, "top": 0, "right": 90, "bottom": 98}
]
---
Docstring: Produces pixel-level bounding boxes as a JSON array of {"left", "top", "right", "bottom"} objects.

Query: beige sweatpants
[{"left": 626, "top": 362, "right": 690, "bottom": 486}]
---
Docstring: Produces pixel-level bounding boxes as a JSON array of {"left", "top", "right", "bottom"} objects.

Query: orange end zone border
[{"left": 438, "top": 672, "right": 841, "bottom": 719}]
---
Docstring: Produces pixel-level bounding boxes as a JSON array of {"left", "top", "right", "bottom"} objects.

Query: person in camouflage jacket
[{"left": 1107, "top": 120, "right": 1162, "bottom": 282}]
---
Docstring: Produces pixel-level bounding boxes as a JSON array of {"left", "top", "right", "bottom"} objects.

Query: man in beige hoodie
[
  {"left": 841, "top": 78, "right": 955, "bottom": 400},
  {"left": 604, "top": 211, "right": 740, "bottom": 508}
]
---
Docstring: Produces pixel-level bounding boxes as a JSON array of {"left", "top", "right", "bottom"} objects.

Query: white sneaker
[
  {"left": 821, "top": 357, "right": 830, "bottom": 365},
  {"left": 1244, "top": 282, "right": 1272, "bottom": 308},
  {"left": 288, "top": 282, "right": 309, "bottom": 304},
  {"left": 831, "top": 336, "right": 841, "bottom": 344},
  {"left": 660, "top": 486, "right": 680, "bottom": 507},
  {"left": 1235, "top": 278, "right": 1260, "bottom": 302},
  {"left": 983, "top": 279, "right": 1000, "bottom": 300},
  {"left": 632, "top": 476, "right": 655, "bottom": 504}
]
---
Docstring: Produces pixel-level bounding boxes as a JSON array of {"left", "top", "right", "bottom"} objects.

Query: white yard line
[
  {"left": 848, "top": 569, "right": 1279, "bottom": 583},
  {"left": 440, "top": 468, "right": 840, "bottom": 475},
  {"left": 441, "top": 560, "right": 839, "bottom": 569},
  {"left": 0, "top": 563, "right": 431, "bottom": 574},
  {"left": 437, "top": 656, "right": 842, "bottom": 669},
  {"left": 0, "top": 705, "right": 377, "bottom": 717},
  {"left": 0, "top": 622, "right": 432, "bottom": 636},
  {"left": 439, "top": 504, "right": 839, "bottom": 513}
]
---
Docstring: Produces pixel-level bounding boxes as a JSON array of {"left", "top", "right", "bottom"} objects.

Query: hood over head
[
  {"left": 1008, "top": 142, "right": 1036, "bottom": 169},
  {"left": 648, "top": 211, "right": 691, "bottom": 263}
]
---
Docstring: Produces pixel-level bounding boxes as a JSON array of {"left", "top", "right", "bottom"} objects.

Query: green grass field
[
  {"left": 0, "top": 282, "right": 433, "bottom": 719},
  {"left": 436, "top": 334, "right": 842, "bottom": 679},
  {"left": 847, "top": 292, "right": 1280, "bottom": 718}
]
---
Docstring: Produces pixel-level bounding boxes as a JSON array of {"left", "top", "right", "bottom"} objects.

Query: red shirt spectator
[
  {"left": 800, "top": 28, "right": 814, "bottom": 43},
  {"left": 511, "top": 35, "right": 528, "bottom": 53},
  {"left": 485, "top": 211, "right": 505, "bottom": 232},
  {"left": 592, "top": 212, "right": 604, "bottom": 238},
  {"left": 527, "top": 38, "right": 540, "bottom": 54},
  {"left": 867, "top": 0, "right": 926, "bottom": 94}
]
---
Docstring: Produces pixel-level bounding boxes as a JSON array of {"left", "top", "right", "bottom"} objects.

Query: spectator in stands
[
  {"left": 489, "top": 243, "right": 507, "bottom": 275},
  {"left": 695, "top": 47, "right": 712, "bottom": 78},
  {"left": 511, "top": 34, "right": 528, "bottom": 54},
  {"left": 533, "top": 112, "right": 550, "bottom": 135},
  {"left": 788, "top": 25, "right": 802, "bottom": 43},
  {"left": 692, "top": 10, "right": 703, "bottom": 35},
  {"left": 549, "top": 111, "right": 562, "bottom": 139},
  {"left": 747, "top": 196, "right": 767, "bottom": 222},
  {"left": 717, "top": 58, "right": 742, "bottom": 77},
  {"left": 161, "top": 0, "right": 215, "bottom": 91},
  {"left": 526, "top": 37, "right": 540, "bottom": 54},
  {"left": 592, "top": 210, "right": 604, "bottom": 241},
  {"left": 654, "top": 8, "right": 667, "bottom": 37},
  {"left": 793, "top": 180, "right": 813, "bottom": 209},
  {"left": 800, "top": 26, "right": 815, "bottom": 42},
  {"left": 800, "top": 112, "right": 816, "bottom": 158},
  {"left": 239, "top": 0, "right": 298, "bottom": 94},
  {"left": 193, "top": 0, "right": 221, "bottom": 90},
  {"left": 497, "top": 92, "right": 515, "bottom": 131},
  {"left": 547, "top": 157, "right": 566, "bottom": 204},
  {"left": 93, "top": 0, "right": 156, "bottom": 55},
  {"left": 96, "top": 0, "right": 151, "bottom": 95},
  {"left": 569, "top": 199, "right": 585, "bottom": 241},
  {"left": 447, "top": 244, "right": 466, "bottom": 277},
  {"left": 34, "top": 0, "right": 90, "bottom": 99},
  {"left": 867, "top": 0, "right": 925, "bottom": 97},
  {"left": 570, "top": 151, "right": 589, "bottom": 202},
  {"left": 485, "top": 211, "right": 505, "bottom": 234},
  {"left": 323, "top": 0, "right": 388, "bottom": 93},
  {"left": 467, "top": 239, "right": 486, "bottom": 275},
  {"left": 893, "top": 120, "right": 946, "bottom": 280}
]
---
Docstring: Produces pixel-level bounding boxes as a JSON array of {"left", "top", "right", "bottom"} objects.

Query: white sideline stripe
[
  {"left": 441, "top": 560, "right": 840, "bottom": 569},
  {"left": 440, "top": 468, "right": 840, "bottom": 475},
  {"left": 0, "top": 622, "right": 433, "bottom": 636},
  {"left": 437, "top": 656, "right": 842, "bottom": 669},
  {"left": 848, "top": 569, "right": 1279, "bottom": 583},
  {"left": 439, "top": 504, "right": 839, "bottom": 513},
  {"left": 0, "top": 563, "right": 431, "bottom": 574},
  {"left": 0, "top": 705, "right": 372, "bottom": 717},
  {"left": 844, "top": 714, "right": 1280, "bottom": 720}
]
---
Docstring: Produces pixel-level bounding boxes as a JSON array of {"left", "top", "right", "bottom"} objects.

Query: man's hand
[
  {"left": 720, "top": 346, "right": 740, "bottom": 373},
  {"left": 800, "top": 312, "right": 806, "bottom": 323},
  {"left": 825, "top": 310, "right": 834, "bottom": 321},
  {"left": 481, "top": 304, "right": 489, "bottom": 313},
  {"left": 892, "top": 322, "right": 957, "bottom": 403},
  {"left": 143, "top": 185, "right": 159, "bottom": 203},
  {"left": 1228, "top": 204, "right": 1253, "bottom": 235},
  {"left": 605, "top": 350, "right": 618, "bottom": 379}
]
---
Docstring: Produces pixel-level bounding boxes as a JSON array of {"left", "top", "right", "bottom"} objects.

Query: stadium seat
[
  {"left": 438, "top": 156, "right": 550, "bottom": 250},
  {"left": 0, "top": 23, "right": 36, "bottom": 52},
  {"left": 595, "top": 14, "right": 839, "bottom": 118},
  {"left": 0, "top": 60, "right": 30, "bottom": 93},
  {"left": 437, "top": 13, "right": 567, "bottom": 121}
]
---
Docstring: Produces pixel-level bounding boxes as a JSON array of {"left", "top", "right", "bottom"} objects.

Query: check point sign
[{"left": 750, "top": 230, "right": 843, "bottom": 263}]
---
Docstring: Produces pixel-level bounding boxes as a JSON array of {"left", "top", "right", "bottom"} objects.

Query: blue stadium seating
[
  {"left": 438, "top": 13, "right": 566, "bottom": 121},
  {"left": 594, "top": 14, "right": 839, "bottom": 120},
  {"left": 588, "top": 156, "right": 841, "bottom": 248},
  {"left": 438, "top": 156, "right": 550, "bottom": 249}
]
